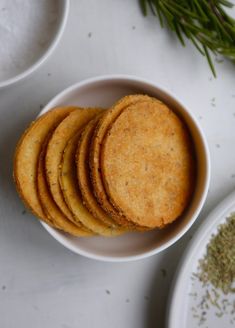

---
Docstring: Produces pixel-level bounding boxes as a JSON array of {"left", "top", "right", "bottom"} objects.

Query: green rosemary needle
[{"left": 140, "top": 0, "right": 235, "bottom": 76}]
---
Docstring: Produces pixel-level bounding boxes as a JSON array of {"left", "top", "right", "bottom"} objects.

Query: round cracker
[
  {"left": 13, "top": 106, "right": 76, "bottom": 225},
  {"left": 101, "top": 100, "right": 196, "bottom": 228},
  {"left": 38, "top": 134, "right": 93, "bottom": 236},
  {"left": 60, "top": 127, "right": 124, "bottom": 236},
  {"left": 45, "top": 108, "right": 102, "bottom": 225},
  {"left": 76, "top": 116, "right": 127, "bottom": 234},
  {"left": 89, "top": 95, "right": 152, "bottom": 227}
]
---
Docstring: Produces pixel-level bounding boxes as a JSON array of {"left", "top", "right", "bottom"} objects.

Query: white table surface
[{"left": 1, "top": 1, "right": 235, "bottom": 327}]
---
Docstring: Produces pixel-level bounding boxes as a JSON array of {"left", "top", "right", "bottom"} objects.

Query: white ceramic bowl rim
[
  {"left": 40, "top": 74, "right": 211, "bottom": 262},
  {"left": 0, "top": 0, "right": 69, "bottom": 88}
]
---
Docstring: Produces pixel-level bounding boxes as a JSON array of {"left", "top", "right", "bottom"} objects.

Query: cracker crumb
[{"left": 161, "top": 268, "right": 167, "bottom": 278}]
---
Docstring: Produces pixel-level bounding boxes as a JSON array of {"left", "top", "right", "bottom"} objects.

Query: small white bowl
[
  {"left": 40, "top": 75, "right": 210, "bottom": 262},
  {"left": 0, "top": 0, "right": 69, "bottom": 88}
]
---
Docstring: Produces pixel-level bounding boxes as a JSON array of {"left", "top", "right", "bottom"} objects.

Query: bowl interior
[{"left": 41, "top": 77, "right": 209, "bottom": 261}]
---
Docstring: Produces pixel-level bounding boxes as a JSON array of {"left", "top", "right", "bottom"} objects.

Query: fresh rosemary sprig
[{"left": 140, "top": 0, "right": 235, "bottom": 76}]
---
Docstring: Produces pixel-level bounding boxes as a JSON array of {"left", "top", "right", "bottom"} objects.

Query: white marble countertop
[{"left": 1, "top": 1, "right": 235, "bottom": 327}]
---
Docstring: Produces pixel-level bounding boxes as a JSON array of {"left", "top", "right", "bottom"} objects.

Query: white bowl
[
  {"left": 0, "top": 0, "right": 69, "bottom": 88},
  {"left": 40, "top": 75, "right": 210, "bottom": 262}
]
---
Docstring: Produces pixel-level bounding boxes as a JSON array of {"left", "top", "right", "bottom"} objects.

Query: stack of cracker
[{"left": 14, "top": 95, "right": 195, "bottom": 237}]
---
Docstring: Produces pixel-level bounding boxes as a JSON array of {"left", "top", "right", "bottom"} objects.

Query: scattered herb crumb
[
  {"left": 22, "top": 209, "right": 26, "bottom": 215},
  {"left": 2, "top": 285, "right": 6, "bottom": 290},
  {"left": 216, "top": 144, "right": 220, "bottom": 148},
  {"left": 105, "top": 289, "right": 111, "bottom": 295},
  {"left": 47, "top": 73, "right": 51, "bottom": 77},
  {"left": 190, "top": 213, "right": 235, "bottom": 325},
  {"left": 39, "top": 104, "right": 44, "bottom": 109},
  {"left": 88, "top": 32, "right": 92, "bottom": 38},
  {"left": 215, "top": 58, "right": 224, "bottom": 64},
  {"left": 198, "top": 213, "right": 235, "bottom": 294},
  {"left": 161, "top": 268, "right": 167, "bottom": 278},
  {"left": 132, "top": 25, "right": 136, "bottom": 30}
]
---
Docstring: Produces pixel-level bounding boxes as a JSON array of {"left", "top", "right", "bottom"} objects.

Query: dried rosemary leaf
[{"left": 198, "top": 213, "right": 235, "bottom": 294}]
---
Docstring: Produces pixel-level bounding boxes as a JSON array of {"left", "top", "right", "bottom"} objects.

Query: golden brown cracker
[
  {"left": 13, "top": 106, "right": 76, "bottom": 224},
  {"left": 89, "top": 95, "right": 153, "bottom": 228},
  {"left": 45, "top": 108, "right": 102, "bottom": 225},
  {"left": 101, "top": 99, "right": 195, "bottom": 228},
  {"left": 38, "top": 134, "right": 93, "bottom": 236},
  {"left": 60, "top": 126, "right": 124, "bottom": 236},
  {"left": 76, "top": 115, "right": 127, "bottom": 235}
]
